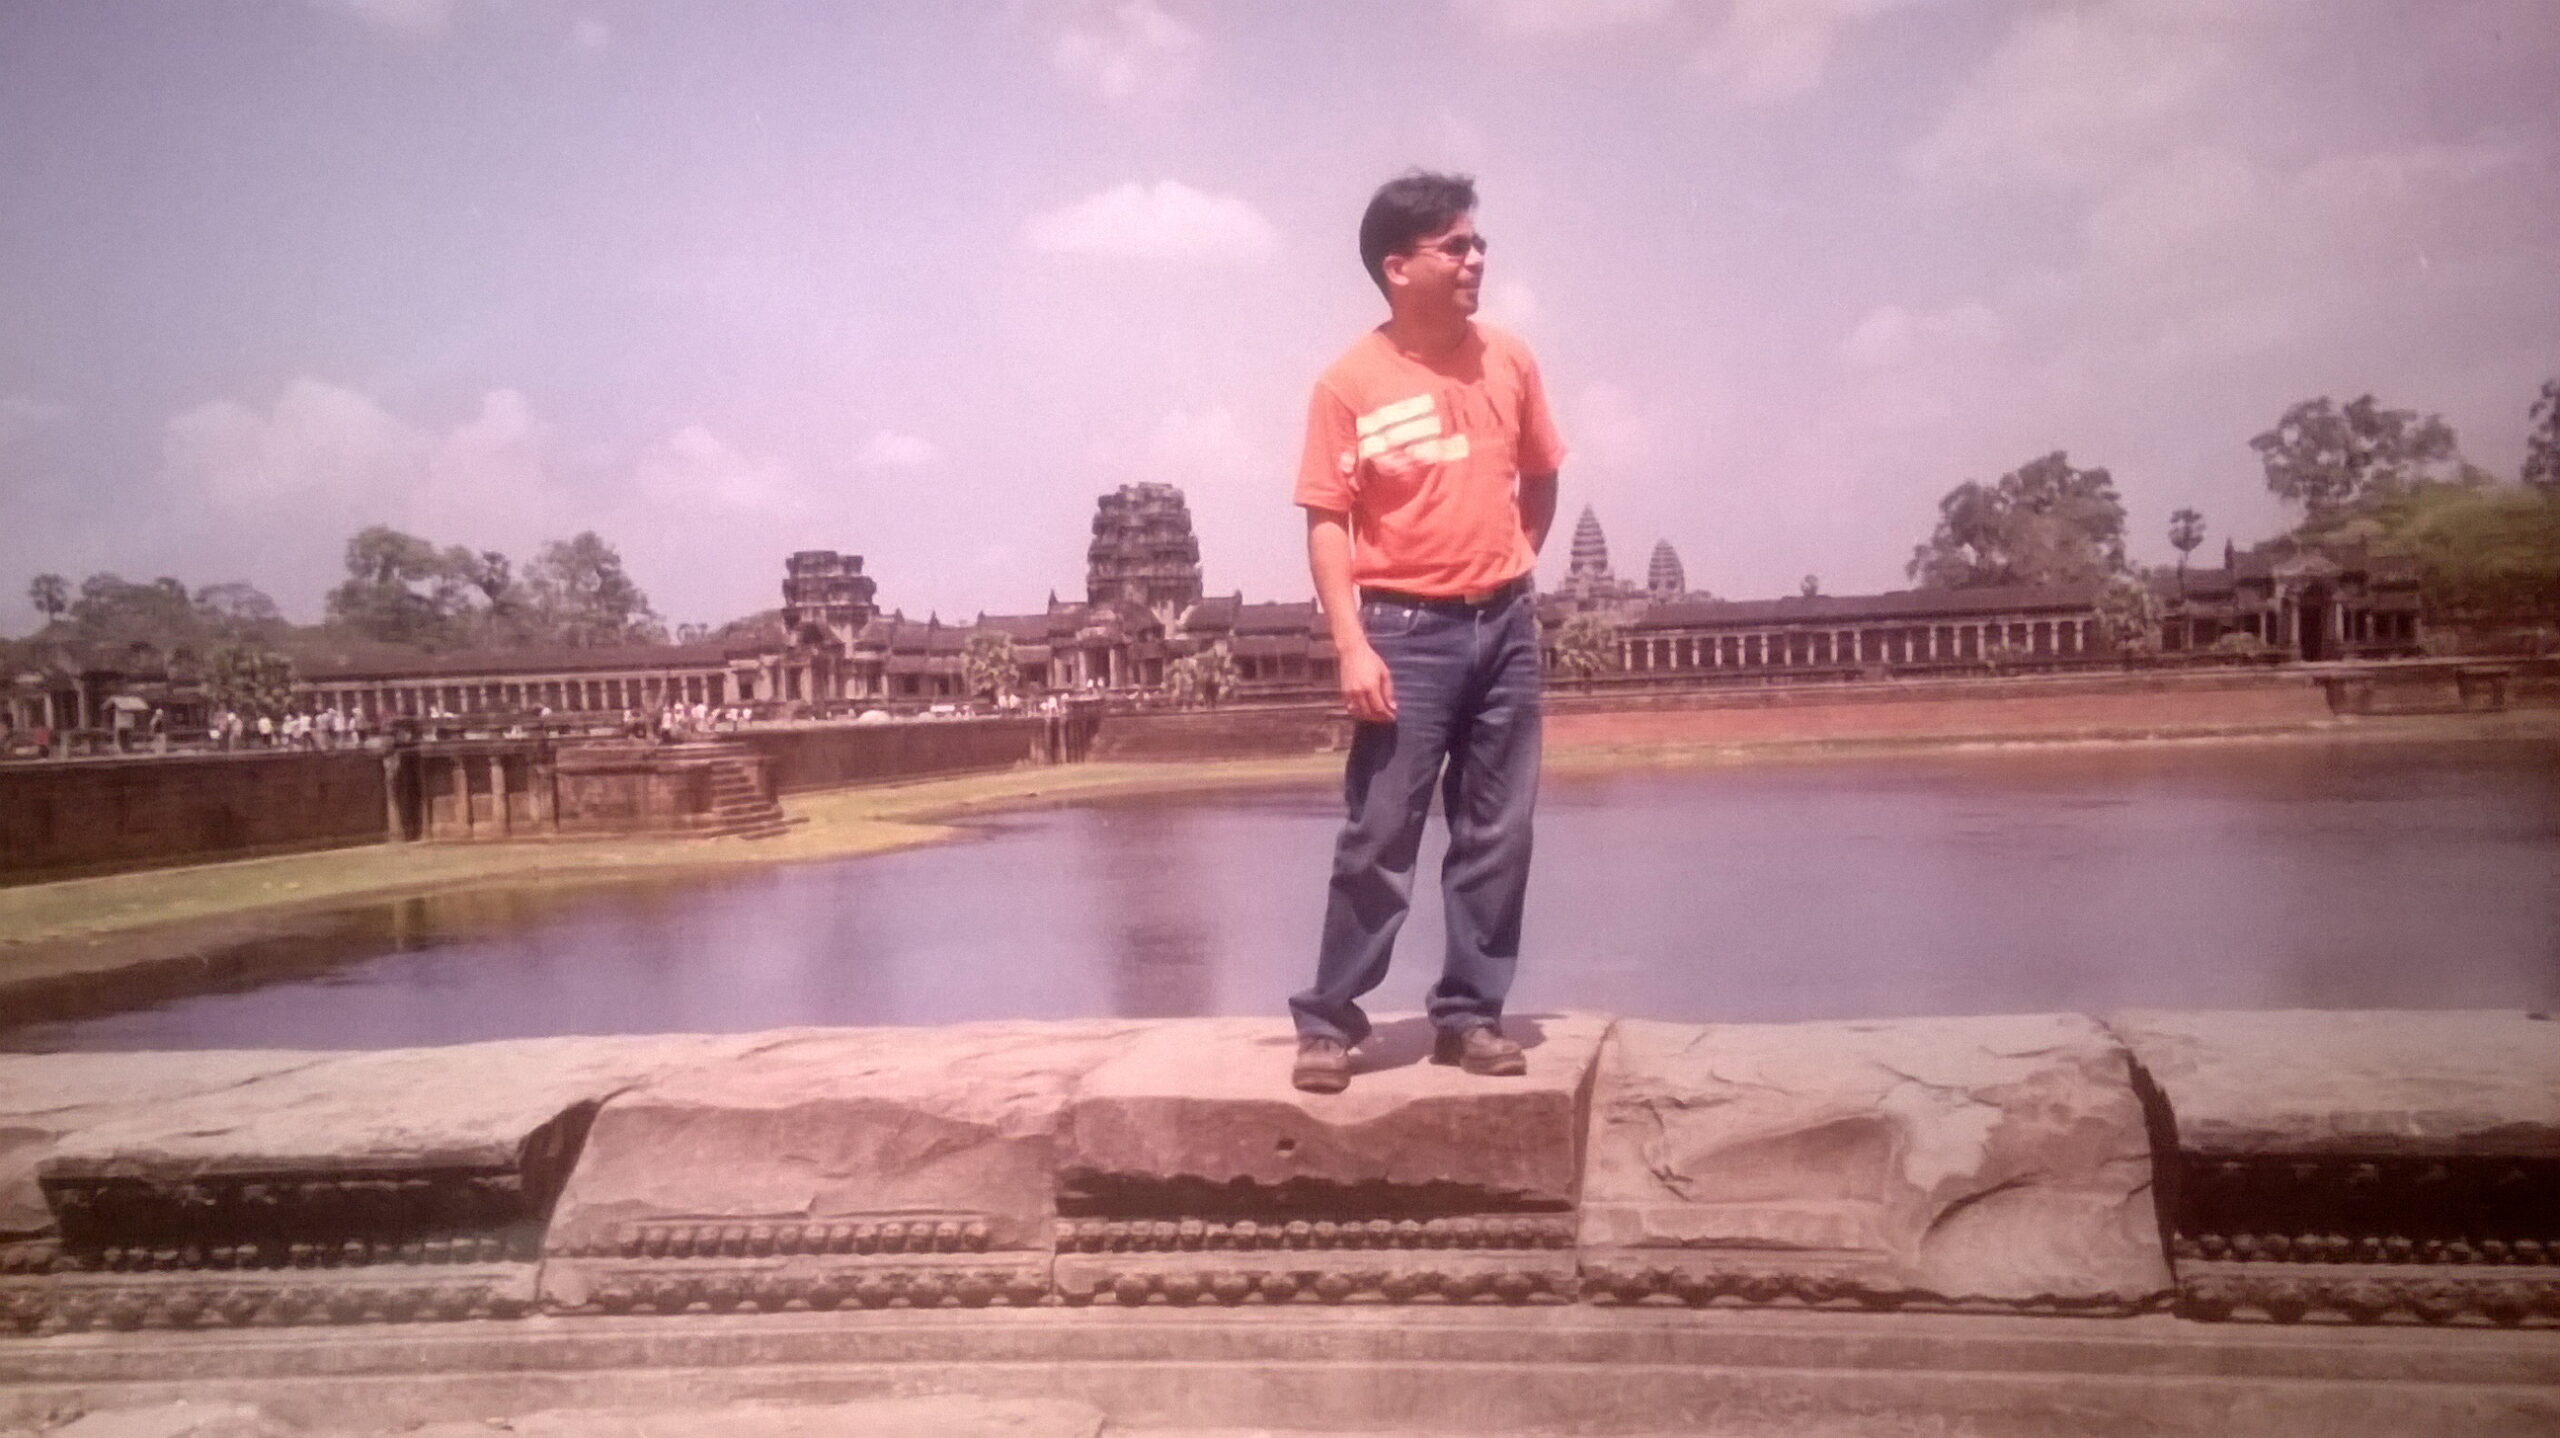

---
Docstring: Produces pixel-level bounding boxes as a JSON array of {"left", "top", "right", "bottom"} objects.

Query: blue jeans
[{"left": 1290, "top": 584, "right": 1542, "bottom": 1045}]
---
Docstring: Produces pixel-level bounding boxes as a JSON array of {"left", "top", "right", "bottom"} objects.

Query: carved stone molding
[
  {"left": 0, "top": 1264, "right": 534, "bottom": 1335},
  {"left": 1049, "top": 1213, "right": 1577, "bottom": 1304},
  {"left": 2178, "top": 1260, "right": 2560, "bottom": 1327},
  {"left": 549, "top": 1256, "right": 1053, "bottom": 1315},
  {"left": 1580, "top": 1255, "right": 2149, "bottom": 1314}
]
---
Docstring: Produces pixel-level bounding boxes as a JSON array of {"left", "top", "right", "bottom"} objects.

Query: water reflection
[{"left": 7, "top": 737, "right": 2555, "bottom": 1052}]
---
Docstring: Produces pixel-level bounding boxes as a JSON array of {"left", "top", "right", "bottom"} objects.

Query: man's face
[{"left": 1388, "top": 213, "right": 1486, "bottom": 319}]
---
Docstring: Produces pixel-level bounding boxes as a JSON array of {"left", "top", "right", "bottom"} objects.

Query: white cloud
[
  {"left": 1144, "top": 404, "right": 1257, "bottom": 482},
  {"left": 1052, "top": 0, "right": 1201, "bottom": 104},
  {"left": 163, "top": 378, "right": 426, "bottom": 505},
  {"left": 1693, "top": 0, "right": 1909, "bottom": 105},
  {"left": 1841, "top": 302, "right": 2003, "bottom": 373},
  {"left": 1026, "top": 180, "right": 1279, "bottom": 264},
  {"left": 1568, "top": 380, "right": 1661, "bottom": 475},
  {"left": 636, "top": 426, "right": 804, "bottom": 517},
  {"left": 855, "top": 429, "right": 942, "bottom": 471},
  {"left": 1482, "top": 278, "right": 1544, "bottom": 329},
  {"left": 0, "top": 395, "right": 67, "bottom": 450},
  {"left": 310, "top": 0, "right": 454, "bottom": 36},
  {"left": 1456, "top": 0, "right": 1674, "bottom": 38},
  {"left": 1904, "top": 0, "right": 2237, "bottom": 190}
]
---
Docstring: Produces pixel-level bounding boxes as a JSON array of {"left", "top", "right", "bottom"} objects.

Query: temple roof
[
  {"left": 299, "top": 640, "right": 740, "bottom": 681},
  {"left": 1630, "top": 583, "right": 2099, "bottom": 630}
]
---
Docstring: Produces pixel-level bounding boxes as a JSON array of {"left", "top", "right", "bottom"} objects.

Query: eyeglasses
[{"left": 1414, "top": 232, "right": 1489, "bottom": 260}]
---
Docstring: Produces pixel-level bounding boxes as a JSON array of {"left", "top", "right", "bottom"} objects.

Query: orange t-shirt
[{"left": 1293, "top": 322, "right": 1566, "bottom": 597}]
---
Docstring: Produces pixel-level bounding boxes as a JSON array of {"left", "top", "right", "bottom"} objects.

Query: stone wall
[
  {"left": 0, "top": 751, "right": 385, "bottom": 886},
  {"left": 1087, "top": 705, "right": 1349, "bottom": 762},
  {"left": 740, "top": 718, "right": 1050, "bottom": 793},
  {"left": 1, "top": 1010, "right": 2554, "bottom": 1435},
  {"left": 3, "top": 1010, "right": 2551, "bottom": 1335}
]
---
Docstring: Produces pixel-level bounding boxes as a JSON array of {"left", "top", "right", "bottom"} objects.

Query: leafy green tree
[
  {"left": 2093, "top": 577, "right": 2162, "bottom": 658},
  {"left": 205, "top": 644, "right": 297, "bottom": 720},
  {"left": 2369, "top": 480, "right": 2560, "bottom": 625},
  {"left": 192, "top": 582, "right": 285, "bottom": 643},
  {"left": 68, "top": 573, "right": 203, "bottom": 646},
  {"left": 1907, "top": 452, "right": 2128, "bottom": 590},
  {"left": 962, "top": 629, "right": 1022, "bottom": 703},
  {"left": 2168, "top": 508, "right": 2206, "bottom": 592},
  {"left": 2250, "top": 394, "right": 2458, "bottom": 517},
  {"left": 326, "top": 525, "right": 476, "bottom": 647},
  {"left": 26, "top": 573, "right": 67, "bottom": 626},
  {"left": 2527, "top": 379, "right": 2560, "bottom": 492},
  {"left": 1551, "top": 610, "right": 1620, "bottom": 689},
  {"left": 526, "top": 532, "right": 663, "bottom": 647}
]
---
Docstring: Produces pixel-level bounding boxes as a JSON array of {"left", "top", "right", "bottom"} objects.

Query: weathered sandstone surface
[
  {"left": 1580, "top": 1014, "right": 2171, "bottom": 1310},
  {"left": 9, "top": 1398, "right": 1108, "bottom": 1438},
  {"left": 539, "top": 1022, "right": 1143, "bottom": 1309},
  {"left": 2111, "top": 1009, "right": 2560, "bottom": 1155},
  {"left": 2111, "top": 1009, "right": 2560, "bottom": 1327},
  {"left": 1060, "top": 1014, "right": 1606, "bottom": 1208}
]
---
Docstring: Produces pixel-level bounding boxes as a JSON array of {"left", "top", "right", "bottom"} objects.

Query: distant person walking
[{"left": 1287, "top": 171, "right": 1565, "bottom": 1094}]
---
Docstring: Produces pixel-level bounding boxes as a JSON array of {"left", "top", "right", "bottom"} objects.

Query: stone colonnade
[{"left": 1612, "top": 616, "right": 2100, "bottom": 675}]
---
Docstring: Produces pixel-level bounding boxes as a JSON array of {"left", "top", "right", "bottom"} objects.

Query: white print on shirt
[{"left": 1343, "top": 393, "right": 1472, "bottom": 477}]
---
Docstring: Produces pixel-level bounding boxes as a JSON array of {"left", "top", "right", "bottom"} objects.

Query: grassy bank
[{"left": 4, "top": 712, "right": 2552, "bottom": 997}]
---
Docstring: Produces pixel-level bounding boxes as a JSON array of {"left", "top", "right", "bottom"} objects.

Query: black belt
[{"left": 1359, "top": 575, "right": 1532, "bottom": 611}]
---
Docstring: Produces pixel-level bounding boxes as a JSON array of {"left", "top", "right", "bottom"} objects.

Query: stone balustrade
[{"left": 2, "top": 1010, "right": 2553, "bottom": 1342}]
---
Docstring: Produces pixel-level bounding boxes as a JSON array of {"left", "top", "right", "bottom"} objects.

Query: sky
[{"left": 3, "top": 0, "right": 2556, "bottom": 636}]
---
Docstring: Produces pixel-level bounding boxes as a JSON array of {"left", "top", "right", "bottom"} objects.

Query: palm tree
[
  {"left": 2168, "top": 509, "right": 2206, "bottom": 595},
  {"left": 1552, "top": 611, "right": 1620, "bottom": 690}
]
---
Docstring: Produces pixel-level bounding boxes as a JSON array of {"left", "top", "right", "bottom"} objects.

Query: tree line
[
  {"left": 1903, "top": 378, "right": 2560, "bottom": 638},
  {"left": 19, "top": 525, "right": 669, "bottom": 662}
]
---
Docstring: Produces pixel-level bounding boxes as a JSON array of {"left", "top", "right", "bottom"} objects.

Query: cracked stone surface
[
  {"left": 543, "top": 1020, "right": 1147, "bottom": 1274},
  {"left": 1580, "top": 1015, "right": 2171, "bottom": 1308},
  {"left": 1060, "top": 1014, "right": 1608, "bottom": 1209},
  {"left": 0, "top": 1036, "right": 771, "bottom": 1235},
  {"left": 2110, "top": 1009, "right": 2560, "bottom": 1156}
]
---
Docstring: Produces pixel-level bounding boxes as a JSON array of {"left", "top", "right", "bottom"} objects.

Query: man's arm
[
  {"left": 1305, "top": 507, "right": 1395, "bottom": 723},
  {"left": 1520, "top": 469, "right": 1560, "bottom": 555}
]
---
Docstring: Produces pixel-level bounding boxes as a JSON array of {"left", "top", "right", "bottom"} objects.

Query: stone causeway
[{"left": 1, "top": 1010, "right": 2554, "bottom": 1435}]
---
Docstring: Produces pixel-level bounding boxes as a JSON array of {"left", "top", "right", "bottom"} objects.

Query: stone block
[
  {"left": 2110, "top": 1009, "right": 2560, "bottom": 1157},
  {"left": 2113, "top": 1010, "right": 2560, "bottom": 1327},
  {"left": 1062, "top": 1014, "right": 1607, "bottom": 1207},
  {"left": 539, "top": 1022, "right": 1144, "bottom": 1314},
  {"left": 1051, "top": 1015, "right": 1605, "bottom": 1305},
  {"left": 1579, "top": 1015, "right": 2170, "bottom": 1312},
  {"left": 0, "top": 1036, "right": 765, "bottom": 1336}
]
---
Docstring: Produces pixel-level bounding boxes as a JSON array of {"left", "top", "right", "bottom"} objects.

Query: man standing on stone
[{"left": 1289, "top": 171, "right": 1564, "bottom": 1094}]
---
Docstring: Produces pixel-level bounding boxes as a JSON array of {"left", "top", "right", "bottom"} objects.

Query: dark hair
[{"left": 1358, "top": 170, "right": 1477, "bottom": 293}]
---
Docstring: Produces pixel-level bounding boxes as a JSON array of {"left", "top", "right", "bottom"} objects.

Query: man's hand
[
  {"left": 1306, "top": 507, "right": 1398, "bottom": 725},
  {"left": 1337, "top": 639, "right": 1396, "bottom": 724}
]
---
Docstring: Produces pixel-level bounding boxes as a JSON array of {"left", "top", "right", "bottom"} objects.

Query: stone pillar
[
  {"left": 489, "top": 753, "right": 511, "bottom": 836},
  {"left": 382, "top": 748, "right": 407, "bottom": 843}
]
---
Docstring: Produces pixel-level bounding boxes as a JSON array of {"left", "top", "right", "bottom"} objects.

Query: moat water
[{"left": 8, "top": 737, "right": 2557, "bottom": 1052}]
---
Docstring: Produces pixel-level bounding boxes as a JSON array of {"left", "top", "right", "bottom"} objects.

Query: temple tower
[
  {"left": 1648, "top": 539, "right": 1685, "bottom": 600},
  {"left": 1087, "top": 482, "right": 1204, "bottom": 623},
  {"left": 1568, "top": 505, "right": 1613, "bottom": 590},
  {"left": 781, "top": 551, "right": 878, "bottom": 647}
]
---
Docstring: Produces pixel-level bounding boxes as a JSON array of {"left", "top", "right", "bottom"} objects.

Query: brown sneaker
[
  {"left": 1292, "top": 1036, "right": 1351, "bottom": 1093},
  {"left": 1431, "top": 1025, "right": 1527, "bottom": 1076}
]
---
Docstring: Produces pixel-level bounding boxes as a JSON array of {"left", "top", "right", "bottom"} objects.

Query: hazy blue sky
[{"left": 4, "top": 0, "right": 2555, "bottom": 633}]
